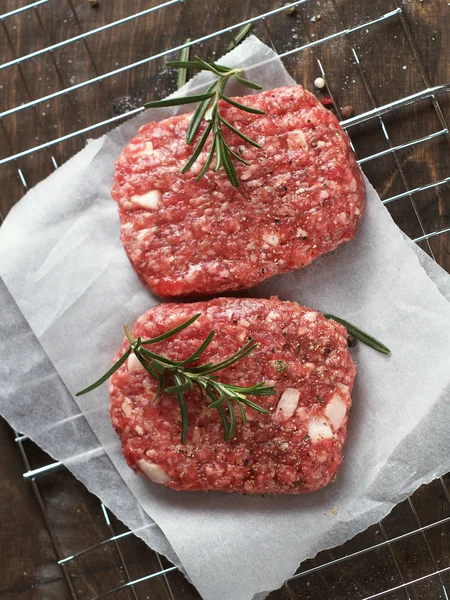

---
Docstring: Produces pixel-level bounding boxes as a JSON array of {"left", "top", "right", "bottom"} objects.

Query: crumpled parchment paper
[{"left": 1, "top": 36, "right": 450, "bottom": 600}]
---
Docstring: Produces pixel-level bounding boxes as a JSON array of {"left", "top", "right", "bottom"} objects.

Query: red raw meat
[
  {"left": 112, "top": 85, "right": 364, "bottom": 297},
  {"left": 109, "top": 297, "right": 356, "bottom": 494}
]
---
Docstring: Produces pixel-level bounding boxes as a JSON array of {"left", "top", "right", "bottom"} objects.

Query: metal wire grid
[{"left": 1, "top": 1, "right": 449, "bottom": 598}]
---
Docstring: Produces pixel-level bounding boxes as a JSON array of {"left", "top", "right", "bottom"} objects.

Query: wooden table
[{"left": 1, "top": 1, "right": 449, "bottom": 599}]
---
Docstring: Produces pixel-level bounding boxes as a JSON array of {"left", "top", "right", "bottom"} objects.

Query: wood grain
[{"left": 0, "top": 1, "right": 449, "bottom": 599}]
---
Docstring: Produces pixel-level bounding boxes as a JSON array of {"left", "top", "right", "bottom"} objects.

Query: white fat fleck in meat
[
  {"left": 266, "top": 310, "right": 280, "bottom": 322},
  {"left": 287, "top": 130, "right": 308, "bottom": 150},
  {"left": 130, "top": 189, "right": 162, "bottom": 210},
  {"left": 324, "top": 394, "right": 347, "bottom": 430},
  {"left": 262, "top": 233, "right": 280, "bottom": 246},
  {"left": 184, "top": 264, "right": 203, "bottom": 283},
  {"left": 296, "top": 227, "right": 308, "bottom": 238},
  {"left": 140, "top": 141, "right": 154, "bottom": 156},
  {"left": 136, "top": 229, "right": 152, "bottom": 241},
  {"left": 349, "top": 178, "right": 357, "bottom": 192},
  {"left": 336, "top": 211, "right": 348, "bottom": 224},
  {"left": 303, "top": 311, "right": 317, "bottom": 322},
  {"left": 122, "top": 399, "right": 133, "bottom": 417},
  {"left": 128, "top": 353, "right": 146, "bottom": 373},
  {"left": 240, "top": 165, "right": 259, "bottom": 181},
  {"left": 239, "top": 318, "right": 250, "bottom": 328},
  {"left": 137, "top": 459, "right": 170, "bottom": 484},
  {"left": 336, "top": 383, "right": 349, "bottom": 394},
  {"left": 274, "top": 388, "right": 300, "bottom": 420},
  {"left": 308, "top": 418, "right": 333, "bottom": 443}
]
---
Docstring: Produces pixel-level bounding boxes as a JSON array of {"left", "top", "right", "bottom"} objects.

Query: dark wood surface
[{"left": 1, "top": 1, "right": 449, "bottom": 599}]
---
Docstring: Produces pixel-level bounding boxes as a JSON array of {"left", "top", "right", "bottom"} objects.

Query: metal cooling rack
[{"left": 1, "top": 1, "right": 449, "bottom": 599}]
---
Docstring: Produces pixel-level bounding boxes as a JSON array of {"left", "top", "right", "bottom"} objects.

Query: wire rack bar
[
  {"left": 90, "top": 566, "right": 178, "bottom": 600},
  {"left": 12, "top": 428, "right": 78, "bottom": 599},
  {"left": 0, "top": 0, "right": 181, "bottom": 72},
  {"left": 58, "top": 525, "right": 157, "bottom": 565},
  {"left": 414, "top": 227, "right": 450, "bottom": 243},
  {"left": 23, "top": 461, "right": 63, "bottom": 479},
  {"left": 0, "top": 0, "right": 310, "bottom": 123},
  {"left": 0, "top": 8, "right": 439, "bottom": 171},
  {"left": 383, "top": 175, "right": 450, "bottom": 204},
  {"left": 271, "top": 7, "right": 401, "bottom": 64},
  {"left": 341, "top": 83, "right": 450, "bottom": 128},
  {"left": 0, "top": 108, "right": 144, "bottom": 166},
  {"left": 0, "top": 0, "right": 50, "bottom": 21},
  {"left": 100, "top": 504, "right": 139, "bottom": 600},
  {"left": 54, "top": 509, "right": 450, "bottom": 577},
  {"left": 356, "top": 128, "right": 449, "bottom": 165},
  {"left": 289, "top": 514, "right": 450, "bottom": 581},
  {"left": 361, "top": 565, "right": 450, "bottom": 600}
]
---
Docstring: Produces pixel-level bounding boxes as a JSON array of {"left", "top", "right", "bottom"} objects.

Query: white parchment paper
[{"left": 1, "top": 37, "right": 450, "bottom": 600}]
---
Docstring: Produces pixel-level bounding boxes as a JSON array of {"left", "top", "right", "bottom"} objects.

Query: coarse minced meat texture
[
  {"left": 112, "top": 85, "right": 365, "bottom": 297},
  {"left": 109, "top": 297, "right": 356, "bottom": 494}
]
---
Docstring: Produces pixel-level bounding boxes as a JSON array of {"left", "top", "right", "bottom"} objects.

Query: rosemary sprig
[
  {"left": 144, "top": 57, "right": 264, "bottom": 187},
  {"left": 77, "top": 314, "right": 274, "bottom": 443},
  {"left": 324, "top": 314, "right": 391, "bottom": 355}
]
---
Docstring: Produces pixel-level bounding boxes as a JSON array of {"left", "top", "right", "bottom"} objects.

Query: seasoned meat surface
[
  {"left": 109, "top": 297, "right": 356, "bottom": 494},
  {"left": 112, "top": 85, "right": 364, "bottom": 297}
]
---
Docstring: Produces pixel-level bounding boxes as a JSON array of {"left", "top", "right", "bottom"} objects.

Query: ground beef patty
[
  {"left": 109, "top": 297, "right": 356, "bottom": 494},
  {"left": 112, "top": 85, "right": 364, "bottom": 297}
]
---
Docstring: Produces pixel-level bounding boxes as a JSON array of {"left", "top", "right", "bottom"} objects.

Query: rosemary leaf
[
  {"left": 214, "top": 135, "right": 224, "bottom": 172},
  {"left": 141, "top": 313, "right": 200, "bottom": 344},
  {"left": 234, "top": 73, "right": 263, "bottom": 90},
  {"left": 165, "top": 381, "right": 191, "bottom": 394},
  {"left": 219, "top": 116, "right": 262, "bottom": 148},
  {"left": 182, "top": 122, "right": 213, "bottom": 173},
  {"left": 222, "top": 94, "right": 265, "bottom": 115},
  {"left": 133, "top": 348, "right": 161, "bottom": 380},
  {"left": 221, "top": 94, "right": 266, "bottom": 114},
  {"left": 223, "top": 140, "right": 251, "bottom": 166},
  {"left": 194, "top": 55, "right": 224, "bottom": 76},
  {"left": 201, "top": 340, "right": 257, "bottom": 374},
  {"left": 226, "top": 23, "right": 254, "bottom": 51},
  {"left": 225, "top": 397, "right": 237, "bottom": 440},
  {"left": 176, "top": 39, "right": 191, "bottom": 89},
  {"left": 186, "top": 81, "right": 217, "bottom": 144},
  {"left": 177, "top": 393, "right": 189, "bottom": 443},
  {"left": 179, "top": 330, "right": 215, "bottom": 365},
  {"left": 238, "top": 397, "right": 271, "bottom": 414},
  {"left": 324, "top": 314, "right": 391, "bottom": 355},
  {"left": 76, "top": 347, "right": 131, "bottom": 396},
  {"left": 216, "top": 404, "right": 229, "bottom": 440},
  {"left": 144, "top": 91, "right": 215, "bottom": 109},
  {"left": 196, "top": 141, "right": 216, "bottom": 181},
  {"left": 138, "top": 346, "right": 177, "bottom": 366},
  {"left": 235, "top": 399, "right": 247, "bottom": 426},
  {"left": 167, "top": 60, "right": 209, "bottom": 70}
]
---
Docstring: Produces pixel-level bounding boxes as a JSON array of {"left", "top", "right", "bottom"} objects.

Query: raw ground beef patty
[
  {"left": 112, "top": 85, "right": 365, "bottom": 297},
  {"left": 109, "top": 297, "right": 356, "bottom": 494}
]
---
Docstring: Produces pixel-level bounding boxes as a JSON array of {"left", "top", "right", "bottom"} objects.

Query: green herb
[
  {"left": 77, "top": 314, "right": 274, "bottom": 443},
  {"left": 177, "top": 38, "right": 191, "bottom": 89},
  {"left": 144, "top": 57, "right": 264, "bottom": 187},
  {"left": 324, "top": 314, "right": 391, "bottom": 355},
  {"left": 226, "top": 23, "right": 254, "bottom": 51}
]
